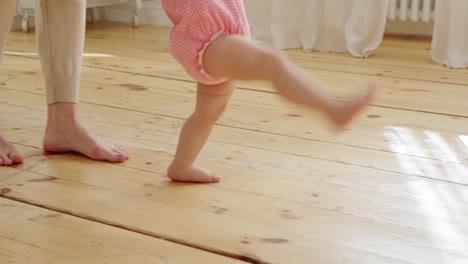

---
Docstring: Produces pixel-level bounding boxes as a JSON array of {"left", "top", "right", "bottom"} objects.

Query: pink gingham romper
[{"left": 162, "top": 0, "right": 251, "bottom": 85}]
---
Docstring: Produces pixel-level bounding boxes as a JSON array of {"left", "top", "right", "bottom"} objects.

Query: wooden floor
[{"left": 1, "top": 22, "right": 467, "bottom": 264}]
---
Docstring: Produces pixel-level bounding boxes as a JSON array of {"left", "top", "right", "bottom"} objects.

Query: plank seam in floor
[
  {"left": 0, "top": 195, "right": 258, "bottom": 264},
  {"left": 1, "top": 86, "right": 467, "bottom": 168},
  {"left": 5, "top": 54, "right": 467, "bottom": 119},
  {"left": 7, "top": 122, "right": 468, "bottom": 189},
  {"left": 4, "top": 151, "right": 466, "bottom": 240}
]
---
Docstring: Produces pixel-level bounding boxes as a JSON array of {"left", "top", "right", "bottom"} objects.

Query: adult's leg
[
  {"left": 36, "top": 0, "right": 128, "bottom": 162},
  {"left": 0, "top": 0, "right": 23, "bottom": 166}
]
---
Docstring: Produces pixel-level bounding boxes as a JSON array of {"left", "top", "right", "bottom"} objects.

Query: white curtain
[
  {"left": 245, "top": 0, "right": 390, "bottom": 58},
  {"left": 432, "top": 0, "right": 468, "bottom": 68}
]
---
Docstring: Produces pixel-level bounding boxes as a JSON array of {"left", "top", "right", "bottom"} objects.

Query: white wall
[{"left": 386, "top": 20, "right": 433, "bottom": 36}]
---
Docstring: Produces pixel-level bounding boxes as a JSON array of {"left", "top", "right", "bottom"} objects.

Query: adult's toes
[
  {"left": 0, "top": 154, "right": 12, "bottom": 166},
  {"left": 9, "top": 153, "right": 23, "bottom": 164}
]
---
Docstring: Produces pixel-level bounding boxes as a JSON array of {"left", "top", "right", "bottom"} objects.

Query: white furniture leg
[{"left": 132, "top": 0, "right": 142, "bottom": 27}]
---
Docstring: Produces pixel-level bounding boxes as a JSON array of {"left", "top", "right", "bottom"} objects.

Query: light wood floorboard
[{"left": 1, "top": 23, "right": 467, "bottom": 264}]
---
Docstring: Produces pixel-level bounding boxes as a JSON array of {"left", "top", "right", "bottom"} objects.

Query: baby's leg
[
  {"left": 203, "top": 35, "right": 376, "bottom": 129},
  {"left": 167, "top": 80, "right": 234, "bottom": 183}
]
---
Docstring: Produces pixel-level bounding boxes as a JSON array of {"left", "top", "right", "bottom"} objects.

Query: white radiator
[{"left": 388, "top": 0, "right": 435, "bottom": 22}]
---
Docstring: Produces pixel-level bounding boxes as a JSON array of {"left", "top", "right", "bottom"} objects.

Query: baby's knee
[
  {"left": 268, "top": 48, "right": 287, "bottom": 61},
  {"left": 258, "top": 49, "right": 288, "bottom": 78}
]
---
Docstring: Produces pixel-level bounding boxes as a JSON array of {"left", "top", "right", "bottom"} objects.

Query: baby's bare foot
[
  {"left": 0, "top": 134, "right": 23, "bottom": 166},
  {"left": 330, "top": 83, "right": 377, "bottom": 129},
  {"left": 167, "top": 165, "right": 220, "bottom": 183},
  {"left": 43, "top": 122, "right": 128, "bottom": 163}
]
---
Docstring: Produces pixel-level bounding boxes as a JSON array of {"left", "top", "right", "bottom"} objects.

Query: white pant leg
[{"left": 36, "top": 0, "right": 86, "bottom": 104}]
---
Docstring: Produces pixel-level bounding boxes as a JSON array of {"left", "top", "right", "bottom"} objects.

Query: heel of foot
[{"left": 167, "top": 166, "right": 220, "bottom": 184}]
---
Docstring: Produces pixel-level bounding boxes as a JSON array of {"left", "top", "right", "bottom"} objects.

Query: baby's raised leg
[
  {"left": 203, "top": 35, "right": 376, "bottom": 129},
  {"left": 167, "top": 81, "right": 234, "bottom": 183}
]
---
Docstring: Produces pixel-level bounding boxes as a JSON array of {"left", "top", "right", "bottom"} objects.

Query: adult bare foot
[
  {"left": 0, "top": 134, "right": 23, "bottom": 166},
  {"left": 329, "top": 83, "right": 377, "bottom": 129},
  {"left": 167, "top": 165, "right": 220, "bottom": 183},
  {"left": 42, "top": 103, "right": 129, "bottom": 163}
]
